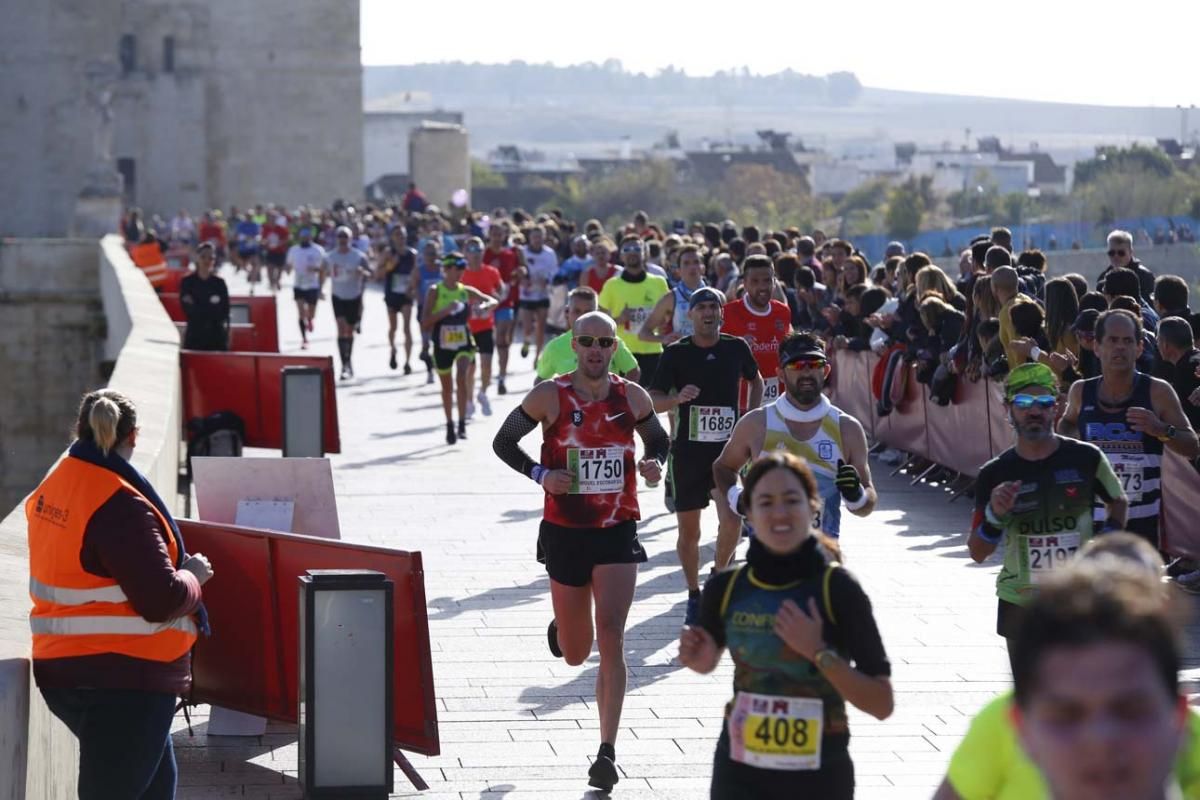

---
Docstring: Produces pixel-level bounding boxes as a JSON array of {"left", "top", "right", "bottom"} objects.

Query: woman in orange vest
[{"left": 26, "top": 389, "right": 213, "bottom": 799}]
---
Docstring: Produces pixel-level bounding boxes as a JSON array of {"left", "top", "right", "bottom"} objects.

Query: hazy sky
[{"left": 361, "top": 0, "right": 1200, "bottom": 109}]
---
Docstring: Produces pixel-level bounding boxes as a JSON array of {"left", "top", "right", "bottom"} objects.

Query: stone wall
[
  {"left": 365, "top": 110, "right": 465, "bottom": 186},
  {"left": 0, "top": 236, "right": 181, "bottom": 800},
  {"left": 410, "top": 123, "right": 470, "bottom": 210},
  {"left": 0, "top": 240, "right": 105, "bottom": 513}
]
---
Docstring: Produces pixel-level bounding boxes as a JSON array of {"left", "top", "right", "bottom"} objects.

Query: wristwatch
[
  {"left": 1158, "top": 424, "right": 1177, "bottom": 443},
  {"left": 813, "top": 648, "right": 839, "bottom": 671}
]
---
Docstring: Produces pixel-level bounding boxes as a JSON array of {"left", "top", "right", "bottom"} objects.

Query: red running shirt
[
  {"left": 722, "top": 296, "right": 792, "bottom": 407},
  {"left": 484, "top": 246, "right": 521, "bottom": 308},
  {"left": 540, "top": 375, "right": 640, "bottom": 528}
]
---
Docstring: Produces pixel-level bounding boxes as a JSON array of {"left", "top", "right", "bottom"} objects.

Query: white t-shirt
[
  {"left": 521, "top": 246, "right": 560, "bottom": 302},
  {"left": 288, "top": 243, "right": 327, "bottom": 290},
  {"left": 328, "top": 247, "right": 370, "bottom": 299}
]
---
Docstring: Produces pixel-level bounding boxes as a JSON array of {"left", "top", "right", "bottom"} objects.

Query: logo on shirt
[
  {"left": 571, "top": 410, "right": 583, "bottom": 427},
  {"left": 817, "top": 441, "right": 834, "bottom": 461},
  {"left": 1054, "top": 469, "right": 1082, "bottom": 484},
  {"left": 706, "top": 353, "right": 716, "bottom": 361}
]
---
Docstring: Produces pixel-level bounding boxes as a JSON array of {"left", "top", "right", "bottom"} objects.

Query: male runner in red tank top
[
  {"left": 722, "top": 255, "right": 792, "bottom": 409},
  {"left": 492, "top": 310, "right": 670, "bottom": 793}
]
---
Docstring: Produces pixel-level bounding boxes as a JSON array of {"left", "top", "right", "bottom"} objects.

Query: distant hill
[{"left": 364, "top": 62, "right": 1186, "bottom": 158}]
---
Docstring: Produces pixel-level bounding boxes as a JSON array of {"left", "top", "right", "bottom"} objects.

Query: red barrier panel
[
  {"left": 830, "top": 351, "right": 877, "bottom": 441},
  {"left": 179, "top": 520, "right": 439, "bottom": 755},
  {"left": 877, "top": 365, "right": 928, "bottom": 456},
  {"left": 1161, "top": 453, "right": 1200, "bottom": 559},
  {"left": 180, "top": 352, "right": 340, "bottom": 452},
  {"left": 926, "top": 373, "right": 995, "bottom": 477},
  {"left": 161, "top": 294, "right": 279, "bottom": 353}
]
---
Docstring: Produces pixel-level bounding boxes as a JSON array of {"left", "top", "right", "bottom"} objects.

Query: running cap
[
  {"left": 1005, "top": 362, "right": 1058, "bottom": 401},
  {"left": 335, "top": 225, "right": 352, "bottom": 238},
  {"left": 778, "top": 333, "right": 828, "bottom": 367},
  {"left": 688, "top": 287, "right": 726, "bottom": 308},
  {"left": 885, "top": 241, "right": 906, "bottom": 258},
  {"left": 441, "top": 252, "right": 467, "bottom": 269}
]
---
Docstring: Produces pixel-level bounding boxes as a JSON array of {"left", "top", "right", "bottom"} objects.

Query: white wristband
[
  {"left": 844, "top": 492, "right": 869, "bottom": 512},
  {"left": 726, "top": 485, "right": 744, "bottom": 515},
  {"left": 1029, "top": 345, "right": 1042, "bottom": 362}
]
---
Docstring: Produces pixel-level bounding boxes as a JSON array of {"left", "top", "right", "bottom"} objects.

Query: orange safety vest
[
  {"left": 25, "top": 456, "right": 198, "bottom": 662},
  {"left": 128, "top": 242, "right": 169, "bottom": 289}
]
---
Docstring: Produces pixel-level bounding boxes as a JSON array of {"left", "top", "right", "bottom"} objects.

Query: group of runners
[{"left": 168, "top": 201, "right": 1200, "bottom": 798}]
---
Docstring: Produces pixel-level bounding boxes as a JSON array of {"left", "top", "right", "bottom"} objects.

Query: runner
[
  {"left": 485, "top": 222, "right": 524, "bottom": 395},
  {"left": 285, "top": 226, "right": 327, "bottom": 350},
  {"left": 713, "top": 332, "right": 876, "bottom": 569},
  {"left": 679, "top": 451, "right": 893, "bottom": 799},
  {"left": 969, "top": 363, "right": 1128, "bottom": 667},
  {"left": 535, "top": 287, "right": 641, "bottom": 384},
  {"left": 460, "top": 236, "right": 505, "bottom": 417},
  {"left": 598, "top": 234, "right": 671, "bottom": 386},
  {"left": 582, "top": 238, "right": 620, "bottom": 293},
  {"left": 410, "top": 239, "right": 445, "bottom": 385},
  {"left": 934, "top": 532, "right": 1200, "bottom": 800},
  {"left": 648, "top": 287, "right": 761, "bottom": 623},
  {"left": 519, "top": 224, "right": 560, "bottom": 363},
  {"left": 1058, "top": 309, "right": 1199, "bottom": 551},
  {"left": 637, "top": 243, "right": 708, "bottom": 346},
  {"left": 260, "top": 212, "right": 290, "bottom": 292},
  {"left": 420, "top": 253, "right": 497, "bottom": 444},
  {"left": 328, "top": 226, "right": 373, "bottom": 380},
  {"left": 232, "top": 213, "right": 262, "bottom": 293},
  {"left": 722, "top": 255, "right": 793, "bottom": 408},
  {"left": 491, "top": 310, "right": 670, "bottom": 793},
  {"left": 377, "top": 225, "right": 417, "bottom": 373}
]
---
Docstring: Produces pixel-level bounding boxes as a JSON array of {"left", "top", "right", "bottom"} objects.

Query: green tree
[
  {"left": 1074, "top": 145, "right": 1175, "bottom": 185},
  {"left": 471, "top": 159, "right": 505, "bottom": 189},
  {"left": 885, "top": 179, "right": 924, "bottom": 239}
]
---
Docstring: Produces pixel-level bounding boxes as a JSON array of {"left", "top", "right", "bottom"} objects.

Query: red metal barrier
[
  {"left": 927, "top": 372, "right": 994, "bottom": 476},
  {"left": 160, "top": 294, "right": 279, "bottom": 354},
  {"left": 180, "top": 351, "right": 340, "bottom": 452},
  {"left": 179, "top": 520, "right": 439, "bottom": 755}
]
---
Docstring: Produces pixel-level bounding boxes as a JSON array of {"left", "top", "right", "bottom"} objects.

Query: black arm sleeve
[
  {"left": 697, "top": 569, "right": 735, "bottom": 647},
  {"left": 635, "top": 412, "right": 671, "bottom": 463},
  {"left": 828, "top": 568, "right": 891, "bottom": 677},
  {"left": 492, "top": 406, "right": 541, "bottom": 479}
]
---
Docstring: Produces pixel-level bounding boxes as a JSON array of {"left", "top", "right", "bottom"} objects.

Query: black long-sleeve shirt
[{"left": 179, "top": 272, "right": 230, "bottom": 351}]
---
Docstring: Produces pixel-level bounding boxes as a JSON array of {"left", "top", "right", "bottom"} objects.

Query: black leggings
[{"left": 710, "top": 728, "right": 854, "bottom": 800}]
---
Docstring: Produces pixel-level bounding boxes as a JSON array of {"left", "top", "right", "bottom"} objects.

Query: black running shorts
[
  {"left": 474, "top": 328, "right": 495, "bottom": 355},
  {"left": 293, "top": 288, "right": 319, "bottom": 305},
  {"left": 384, "top": 293, "right": 413, "bottom": 312},
  {"left": 332, "top": 296, "right": 363, "bottom": 326},
  {"left": 537, "top": 520, "right": 646, "bottom": 587},
  {"left": 669, "top": 446, "right": 720, "bottom": 512}
]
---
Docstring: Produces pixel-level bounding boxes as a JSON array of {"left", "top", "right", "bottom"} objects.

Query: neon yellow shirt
[
  {"left": 535, "top": 331, "right": 638, "bottom": 380},
  {"left": 597, "top": 274, "right": 670, "bottom": 355},
  {"left": 947, "top": 691, "right": 1200, "bottom": 799}
]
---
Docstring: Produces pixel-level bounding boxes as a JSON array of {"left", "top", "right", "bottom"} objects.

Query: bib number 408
[{"left": 755, "top": 717, "right": 810, "bottom": 750}]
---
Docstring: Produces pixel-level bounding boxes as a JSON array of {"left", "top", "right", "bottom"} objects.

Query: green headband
[{"left": 1005, "top": 362, "right": 1058, "bottom": 400}]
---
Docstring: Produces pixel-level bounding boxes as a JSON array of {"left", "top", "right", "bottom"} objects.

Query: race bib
[
  {"left": 728, "top": 692, "right": 823, "bottom": 771},
  {"left": 761, "top": 377, "right": 780, "bottom": 405},
  {"left": 471, "top": 302, "right": 491, "bottom": 320},
  {"left": 1109, "top": 454, "right": 1146, "bottom": 502},
  {"left": 1025, "top": 533, "right": 1080, "bottom": 584},
  {"left": 689, "top": 406, "right": 736, "bottom": 442},
  {"left": 439, "top": 325, "right": 468, "bottom": 350},
  {"left": 567, "top": 447, "right": 625, "bottom": 494},
  {"left": 623, "top": 306, "right": 650, "bottom": 331}
]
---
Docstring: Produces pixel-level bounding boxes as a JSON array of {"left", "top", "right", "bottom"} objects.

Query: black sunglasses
[
  {"left": 1107, "top": 249, "right": 1128, "bottom": 257},
  {"left": 574, "top": 335, "right": 616, "bottom": 349}
]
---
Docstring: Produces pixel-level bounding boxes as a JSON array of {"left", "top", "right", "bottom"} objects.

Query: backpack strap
[
  {"left": 823, "top": 561, "right": 840, "bottom": 626},
  {"left": 718, "top": 564, "right": 747, "bottom": 618}
]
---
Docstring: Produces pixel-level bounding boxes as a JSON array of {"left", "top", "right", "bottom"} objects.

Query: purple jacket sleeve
[{"left": 81, "top": 491, "right": 202, "bottom": 623}]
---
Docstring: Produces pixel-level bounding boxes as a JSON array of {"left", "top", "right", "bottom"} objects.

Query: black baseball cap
[
  {"left": 688, "top": 287, "right": 725, "bottom": 308},
  {"left": 779, "top": 333, "right": 827, "bottom": 366}
]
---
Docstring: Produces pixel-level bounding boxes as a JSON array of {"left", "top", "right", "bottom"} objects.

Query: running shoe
[
  {"left": 403, "top": 363, "right": 413, "bottom": 375},
  {"left": 587, "top": 753, "right": 619, "bottom": 793},
  {"left": 446, "top": 422, "right": 457, "bottom": 445},
  {"left": 497, "top": 379, "right": 507, "bottom": 396},
  {"left": 457, "top": 420, "right": 467, "bottom": 440},
  {"left": 521, "top": 343, "right": 530, "bottom": 359},
  {"left": 466, "top": 401, "right": 475, "bottom": 420},
  {"left": 301, "top": 341, "right": 309, "bottom": 350},
  {"left": 389, "top": 349, "right": 398, "bottom": 370},
  {"left": 478, "top": 392, "right": 492, "bottom": 416},
  {"left": 307, "top": 318, "right": 314, "bottom": 333},
  {"left": 547, "top": 619, "right": 562, "bottom": 658},
  {"left": 340, "top": 365, "right": 350, "bottom": 380},
  {"left": 684, "top": 590, "right": 701, "bottom": 626}
]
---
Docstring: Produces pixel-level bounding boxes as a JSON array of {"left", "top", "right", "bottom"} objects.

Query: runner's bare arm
[
  {"left": 1056, "top": 381, "right": 1083, "bottom": 438},
  {"left": 465, "top": 285, "right": 498, "bottom": 312},
  {"left": 712, "top": 410, "right": 763, "bottom": 502},
  {"left": 839, "top": 415, "right": 877, "bottom": 517},
  {"left": 746, "top": 373, "right": 764, "bottom": 409},
  {"left": 407, "top": 267, "right": 419, "bottom": 298},
  {"left": 418, "top": 285, "right": 439, "bottom": 332},
  {"left": 637, "top": 292, "right": 675, "bottom": 343},
  {"left": 1139, "top": 378, "right": 1200, "bottom": 458}
]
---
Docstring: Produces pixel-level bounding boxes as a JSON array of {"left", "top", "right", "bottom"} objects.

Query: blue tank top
[
  {"left": 672, "top": 281, "right": 705, "bottom": 338},
  {"left": 417, "top": 262, "right": 441, "bottom": 305}
]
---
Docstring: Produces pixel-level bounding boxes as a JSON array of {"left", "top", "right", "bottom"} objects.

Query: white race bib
[
  {"left": 439, "top": 325, "right": 468, "bottom": 350},
  {"left": 623, "top": 306, "right": 650, "bottom": 331},
  {"left": 728, "top": 692, "right": 823, "bottom": 771},
  {"left": 1025, "top": 533, "right": 1080, "bottom": 584},
  {"left": 761, "top": 377, "right": 780, "bottom": 405},
  {"left": 567, "top": 447, "right": 625, "bottom": 494},
  {"left": 689, "top": 406, "right": 736, "bottom": 443},
  {"left": 1109, "top": 454, "right": 1146, "bottom": 502}
]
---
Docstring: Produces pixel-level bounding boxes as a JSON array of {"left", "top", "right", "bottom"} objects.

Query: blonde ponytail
[
  {"left": 75, "top": 389, "right": 137, "bottom": 455},
  {"left": 89, "top": 397, "right": 121, "bottom": 455}
]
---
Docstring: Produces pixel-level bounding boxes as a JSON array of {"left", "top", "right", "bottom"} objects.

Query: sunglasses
[
  {"left": 620, "top": 246, "right": 643, "bottom": 254},
  {"left": 784, "top": 358, "right": 828, "bottom": 371},
  {"left": 465, "top": 245, "right": 483, "bottom": 253},
  {"left": 1107, "top": 249, "right": 1128, "bottom": 257},
  {"left": 1010, "top": 394, "right": 1056, "bottom": 409},
  {"left": 574, "top": 335, "right": 616, "bottom": 349}
]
